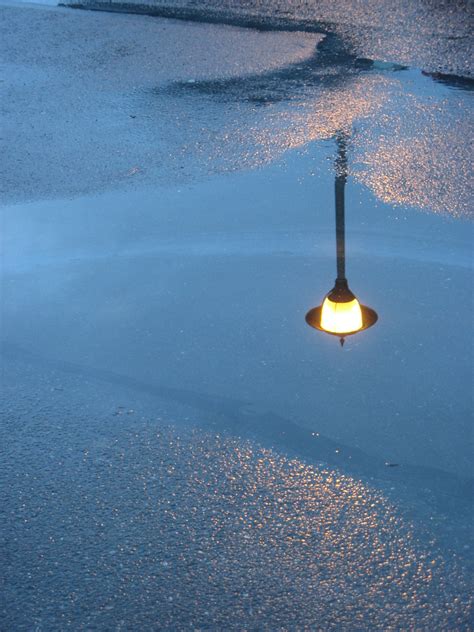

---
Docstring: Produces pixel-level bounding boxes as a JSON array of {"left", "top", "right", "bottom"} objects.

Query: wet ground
[
  {"left": 1, "top": 2, "right": 473, "bottom": 630},
  {"left": 63, "top": 0, "right": 474, "bottom": 78}
]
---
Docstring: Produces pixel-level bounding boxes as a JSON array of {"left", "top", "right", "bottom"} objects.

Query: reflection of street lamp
[{"left": 306, "top": 133, "right": 378, "bottom": 346}]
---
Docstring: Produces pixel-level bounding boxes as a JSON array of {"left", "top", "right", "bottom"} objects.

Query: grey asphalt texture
[
  {"left": 64, "top": 0, "right": 474, "bottom": 78},
  {"left": 1, "top": 361, "right": 471, "bottom": 629},
  {"left": 0, "top": 3, "right": 319, "bottom": 201}
]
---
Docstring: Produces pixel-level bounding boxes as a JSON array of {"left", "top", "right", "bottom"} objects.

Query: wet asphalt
[{"left": 1, "top": 2, "right": 473, "bottom": 630}]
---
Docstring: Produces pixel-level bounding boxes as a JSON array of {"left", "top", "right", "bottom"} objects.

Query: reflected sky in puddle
[{"left": 2, "top": 135, "right": 472, "bottom": 478}]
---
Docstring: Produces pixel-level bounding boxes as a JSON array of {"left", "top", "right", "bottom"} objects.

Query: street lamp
[{"left": 306, "top": 132, "right": 378, "bottom": 346}]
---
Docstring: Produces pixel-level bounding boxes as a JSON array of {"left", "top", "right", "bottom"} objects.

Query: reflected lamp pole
[{"left": 306, "top": 133, "right": 378, "bottom": 346}]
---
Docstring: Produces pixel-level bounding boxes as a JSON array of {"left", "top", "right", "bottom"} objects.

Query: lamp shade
[{"left": 306, "top": 278, "right": 378, "bottom": 339}]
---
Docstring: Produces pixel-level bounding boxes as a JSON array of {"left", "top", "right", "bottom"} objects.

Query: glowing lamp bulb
[{"left": 320, "top": 296, "right": 363, "bottom": 334}]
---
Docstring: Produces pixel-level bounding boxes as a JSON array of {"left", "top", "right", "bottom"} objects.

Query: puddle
[{"left": 2, "top": 135, "right": 472, "bottom": 476}]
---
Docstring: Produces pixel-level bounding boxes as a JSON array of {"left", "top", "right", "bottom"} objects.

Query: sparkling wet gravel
[{"left": 2, "top": 422, "right": 471, "bottom": 630}]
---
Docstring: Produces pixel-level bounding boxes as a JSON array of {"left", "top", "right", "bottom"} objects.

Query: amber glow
[{"left": 320, "top": 297, "right": 363, "bottom": 334}]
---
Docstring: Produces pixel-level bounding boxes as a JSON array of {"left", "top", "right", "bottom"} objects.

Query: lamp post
[{"left": 306, "top": 132, "right": 378, "bottom": 346}]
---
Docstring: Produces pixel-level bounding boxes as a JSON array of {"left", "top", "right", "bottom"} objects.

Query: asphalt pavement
[{"left": 1, "top": 2, "right": 473, "bottom": 630}]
